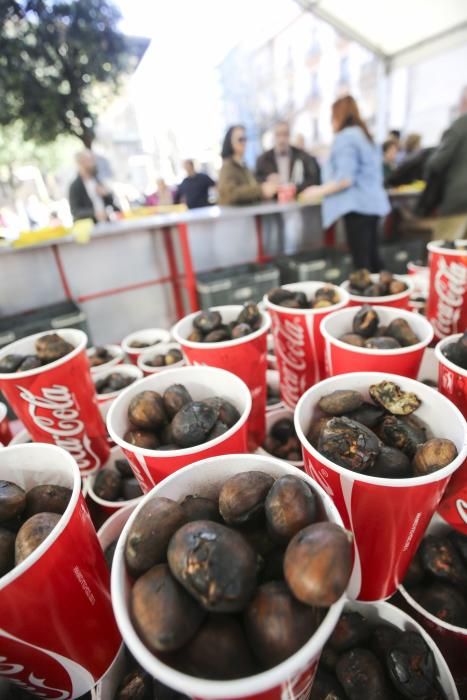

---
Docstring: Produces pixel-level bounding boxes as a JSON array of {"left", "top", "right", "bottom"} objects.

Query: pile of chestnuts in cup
[
  {"left": 442, "top": 331, "right": 467, "bottom": 371},
  {"left": 340, "top": 306, "right": 419, "bottom": 350},
  {"left": 144, "top": 348, "right": 183, "bottom": 368},
  {"left": 111, "top": 645, "right": 188, "bottom": 700},
  {"left": 308, "top": 381, "right": 458, "bottom": 479},
  {"left": 347, "top": 269, "right": 407, "bottom": 297},
  {"left": 187, "top": 303, "right": 263, "bottom": 343},
  {"left": 92, "top": 457, "right": 142, "bottom": 503},
  {"left": 0, "top": 333, "right": 74, "bottom": 373},
  {"left": 268, "top": 284, "right": 340, "bottom": 309},
  {"left": 311, "top": 609, "right": 448, "bottom": 699},
  {"left": 89, "top": 345, "right": 117, "bottom": 368},
  {"left": 95, "top": 372, "right": 136, "bottom": 395},
  {"left": 129, "top": 339, "right": 161, "bottom": 349},
  {"left": 263, "top": 416, "right": 302, "bottom": 462},
  {"left": 125, "top": 471, "right": 352, "bottom": 680},
  {"left": 123, "top": 386, "right": 241, "bottom": 450},
  {"left": 403, "top": 526, "right": 467, "bottom": 629},
  {"left": 0, "top": 480, "right": 72, "bottom": 577}
]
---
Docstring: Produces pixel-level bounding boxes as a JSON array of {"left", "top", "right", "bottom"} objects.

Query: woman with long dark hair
[
  {"left": 218, "top": 125, "right": 278, "bottom": 205},
  {"left": 304, "top": 96, "right": 389, "bottom": 270}
]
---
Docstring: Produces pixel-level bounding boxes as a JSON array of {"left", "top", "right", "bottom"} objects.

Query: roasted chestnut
[
  {"left": 369, "top": 380, "right": 421, "bottom": 415},
  {"left": 95, "top": 373, "right": 134, "bottom": 394},
  {"left": 162, "top": 384, "right": 192, "bottom": 418},
  {"left": 349, "top": 269, "right": 372, "bottom": 291},
  {"left": 371, "top": 445, "right": 412, "bottom": 478},
  {"left": 284, "top": 522, "right": 352, "bottom": 607},
  {"left": 386, "top": 630, "right": 438, "bottom": 699},
  {"left": 93, "top": 469, "right": 122, "bottom": 501},
  {"left": 386, "top": 318, "right": 419, "bottom": 347},
  {"left": 364, "top": 337, "right": 401, "bottom": 349},
  {"left": 413, "top": 438, "right": 458, "bottom": 476},
  {"left": 115, "top": 458, "right": 134, "bottom": 478},
  {"left": 18, "top": 356, "right": 43, "bottom": 371},
  {"left": 352, "top": 305, "right": 379, "bottom": 337},
  {"left": 0, "top": 528, "right": 15, "bottom": 576},
  {"left": 340, "top": 333, "right": 366, "bottom": 347},
  {"left": 35, "top": 333, "right": 74, "bottom": 362},
  {"left": 0, "top": 354, "right": 24, "bottom": 373},
  {"left": 131, "top": 563, "right": 205, "bottom": 652},
  {"left": 237, "top": 302, "right": 262, "bottom": 329},
  {"left": 89, "top": 346, "right": 113, "bottom": 368},
  {"left": 115, "top": 668, "right": 152, "bottom": 700},
  {"left": 442, "top": 331, "right": 467, "bottom": 370},
  {"left": 193, "top": 311, "right": 222, "bottom": 333},
  {"left": 268, "top": 288, "right": 296, "bottom": 305},
  {"left": 123, "top": 429, "right": 160, "bottom": 450},
  {"left": 171, "top": 401, "right": 218, "bottom": 447},
  {"left": 343, "top": 402, "right": 385, "bottom": 428},
  {"left": 245, "top": 581, "right": 319, "bottom": 667},
  {"left": 122, "top": 478, "right": 143, "bottom": 501},
  {"left": 265, "top": 475, "right": 317, "bottom": 543},
  {"left": 419, "top": 534, "right": 467, "bottom": 586},
  {"left": 167, "top": 520, "right": 257, "bottom": 612},
  {"left": 180, "top": 495, "right": 221, "bottom": 522},
  {"left": 204, "top": 328, "right": 230, "bottom": 342},
  {"left": 128, "top": 391, "right": 167, "bottom": 430},
  {"left": 15, "top": 512, "right": 61, "bottom": 565},
  {"left": 318, "top": 417, "right": 380, "bottom": 472},
  {"left": 379, "top": 415, "right": 426, "bottom": 457},
  {"left": 336, "top": 648, "right": 391, "bottom": 700},
  {"left": 0, "top": 481, "right": 26, "bottom": 523},
  {"left": 318, "top": 390, "right": 363, "bottom": 416},
  {"left": 310, "top": 668, "right": 346, "bottom": 700},
  {"left": 125, "top": 497, "right": 186, "bottom": 577},
  {"left": 202, "top": 397, "right": 240, "bottom": 428},
  {"left": 25, "top": 484, "right": 72, "bottom": 517},
  {"left": 414, "top": 583, "right": 467, "bottom": 628},
  {"left": 219, "top": 471, "right": 274, "bottom": 526},
  {"left": 328, "top": 612, "right": 370, "bottom": 652}
]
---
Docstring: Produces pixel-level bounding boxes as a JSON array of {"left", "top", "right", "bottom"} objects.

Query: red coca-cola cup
[
  {"left": 106, "top": 366, "right": 251, "bottom": 492},
  {"left": 137, "top": 342, "right": 185, "bottom": 375},
  {"left": 87, "top": 446, "right": 144, "bottom": 523},
  {"left": 321, "top": 306, "right": 433, "bottom": 379},
  {"left": 277, "top": 183, "right": 297, "bottom": 203},
  {"left": 398, "top": 516, "right": 467, "bottom": 695},
  {"left": 264, "top": 283, "right": 349, "bottom": 409},
  {"left": 0, "top": 443, "right": 121, "bottom": 698},
  {"left": 0, "top": 400, "right": 12, "bottom": 445},
  {"left": 87, "top": 344, "right": 124, "bottom": 376},
  {"left": 435, "top": 334, "right": 467, "bottom": 533},
  {"left": 341, "top": 599, "right": 458, "bottom": 698},
  {"left": 0, "top": 329, "right": 109, "bottom": 475},
  {"left": 111, "top": 453, "right": 347, "bottom": 700},
  {"left": 172, "top": 306, "right": 271, "bottom": 448},
  {"left": 93, "top": 364, "right": 143, "bottom": 420},
  {"left": 295, "top": 371, "right": 467, "bottom": 601},
  {"left": 341, "top": 274, "right": 414, "bottom": 309},
  {"left": 426, "top": 240, "right": 467, "bottom": 340},
  {"left": 121, "top": 329, "right": 171, "bottom": 365}
]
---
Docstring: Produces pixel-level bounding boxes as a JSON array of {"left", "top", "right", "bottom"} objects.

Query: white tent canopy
[{"left": 297, "top": 0, "right": 467, "bottom": 68}]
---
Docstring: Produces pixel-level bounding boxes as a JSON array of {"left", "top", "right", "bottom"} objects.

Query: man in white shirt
[{"left": 69, "top": 150, "right": 118, "bottom": 222}]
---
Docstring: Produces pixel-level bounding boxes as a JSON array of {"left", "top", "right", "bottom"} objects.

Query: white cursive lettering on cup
[
  {"left": 273, "top": 317, "right": 309, "bottom": 407},
  {"left": 433, "top": 258, "right": 467, "bottom": 337},
  {"left": 0, "top": 657, "right": 68, "bottom": 699},
  {"left": 456, "top": 499, "right": 467, "bottom": 525},
  {"left": 16, "top": 384, "right": 99, "bottom": 472}
]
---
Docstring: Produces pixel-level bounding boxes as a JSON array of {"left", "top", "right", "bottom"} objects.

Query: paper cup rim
[
  {"left": 263, "top": 281, "right": 349, "bottom": 316},
  {"left": 0, "top": 402, "right": 6, "bottom": 422},
  {"left": 93, "top": 364, "right": 143, "bottom": 402},
  {"left": 428, "top": 240, "right": 467, "bottom": 256},
  {"left": 340, "top": 274, "right": 414, "bottom": 303},
  {"left": 0, "top": 329, "right": 87, "bottom": 380},
  {"left": 0, "top": 443, "right": 81, "bottom": 591},
  {"left": 106, "top": 366, "right": 252, "bottom": 459},
  {"left": 88, "top": 447, "right": 143, "bottom": 509},
  {"left": 111, "top": 453, "right": 347, "bottom": 699},
  {"left": 294, "top": 371, "right": 467, "bottom": 488},
  {"left": 320, "top": 306, "right": 434, "bottom": 356},
  {"left": 121, "top": 329, "right": 171, "bottom": 355},
  {"left": 137, "top": 343, "right": 185, "bottom": 373},
  {"left": 172, "top": 306, "right": 271, "bottom": 350},
  {"left": 435, "top": 334, "right": 467, "bottom": 378},
  {"left": 398, "top": 583, "right": 467, "bottom": 636}
]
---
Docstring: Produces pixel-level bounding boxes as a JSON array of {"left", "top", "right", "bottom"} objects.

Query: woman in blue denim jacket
[{"left": 305, "top": 96, "right": 390, "bottom": 271}]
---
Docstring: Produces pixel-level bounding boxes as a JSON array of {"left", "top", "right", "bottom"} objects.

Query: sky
[{"left": 114, "top": 0, "right": 301, "bottom": 164}]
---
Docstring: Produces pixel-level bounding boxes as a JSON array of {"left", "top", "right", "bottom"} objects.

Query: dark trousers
[{"left": 344, "top": 212, "right": 382, "bottom": 271}]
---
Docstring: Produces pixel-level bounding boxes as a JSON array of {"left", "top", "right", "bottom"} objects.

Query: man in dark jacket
[
  {"left": 256, "top": 121, "right": 321, "bottom": 192},
  {"left": 175, "top": 160, "right": 215, "bottom": 208},
  {"left": 68, "top": 150, "right": 118, "bottom": 222}
]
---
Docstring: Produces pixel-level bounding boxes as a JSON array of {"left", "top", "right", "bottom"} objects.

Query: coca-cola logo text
[
  {"left": 432, "top": 257, "right": 467, "bottom": 337},
  {"left": 0, "top": 656, "right": 69, "bottom": 699},
  {"left": 17, "top": 384, "right": 99, "bottom": 472},
  {"left": 273, "top": 316, "right": 311, "bottom": 407}
]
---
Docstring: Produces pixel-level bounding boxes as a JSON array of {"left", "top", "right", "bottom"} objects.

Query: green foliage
[{"left": 0, "top": 0, "right": 133, "bottom": 144}]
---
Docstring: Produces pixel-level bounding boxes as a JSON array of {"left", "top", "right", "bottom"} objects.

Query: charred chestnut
[
  {"left": 245, "top": 581, "right": 319, "bottom": 667},
  {"left": 419, "top": 534, "right": 467, "bottom": 586},
  {"left": 343, "top": 402, "right": 385, "bottom": 428},
  {"left": 386, "top": 630, "right": 438, "bottom": 699},
  {"left": 352, "top": 305, "right": 379, "bottom": 337},
  {"left": 128, "top": 391, "right": 167, "bottom": 430},
  {"left": 162, "top": 384, "right": 192, "bottom": 418},
  {"left": 328, "top": 612, "right": 370, "bottom": 652},
  {"left": 193, "top": 310, "right": 222, "bottom": 334},
  {"left": 167, "top": 520, "right": 257, "bottom": 612},
  {"left": 379, "top": 415, "right": 426, "bottom": 457},
  {"left": 413, "top": 438, "right": 458, "bottom": 476},
  {"left": 336, "top": 648, "right": 391, "bottom": 700},
  {"left": 125, "top": 497, "right": 186, "bottom": 577},
  {"left": 0, "top": 481, "right": 26, "bottom": 523},
  {"left": 414, "top": 583, "right": 467, "bottom": 627},
  {"left": 131, "top": 563, "right": 204, "bottom": 652},
  {"left": 369, "top": 380, "right": 421, "bottom": 415},
  {"left": 219, "top": 471, "right": 274, "bottom": 526},
  {"left": 284, "top": 522, "right": 352, "bottom": 607},
  {"left": 265, "top": 475, "right": 317, "bottom": 543},
  {"left": 318, "top": 417, "right": 380, "bottom": 472},
  {"left": 237, "top": 302, "right": 262, "bottom": 329},
  {"left": 202, "top": 397, "right": 240, "bottom": 428},
  {"left": 371, "top": 446, "right": 412, "bottom": 478},
  {"left": 171, "top": 401, "right": 218, "bottom": 447},
  {"left": 318, "top": 390, "right": 364, "bottom": 416},
  {"left": 35, "top": 333, "right": 74, "bottom": 362}
]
